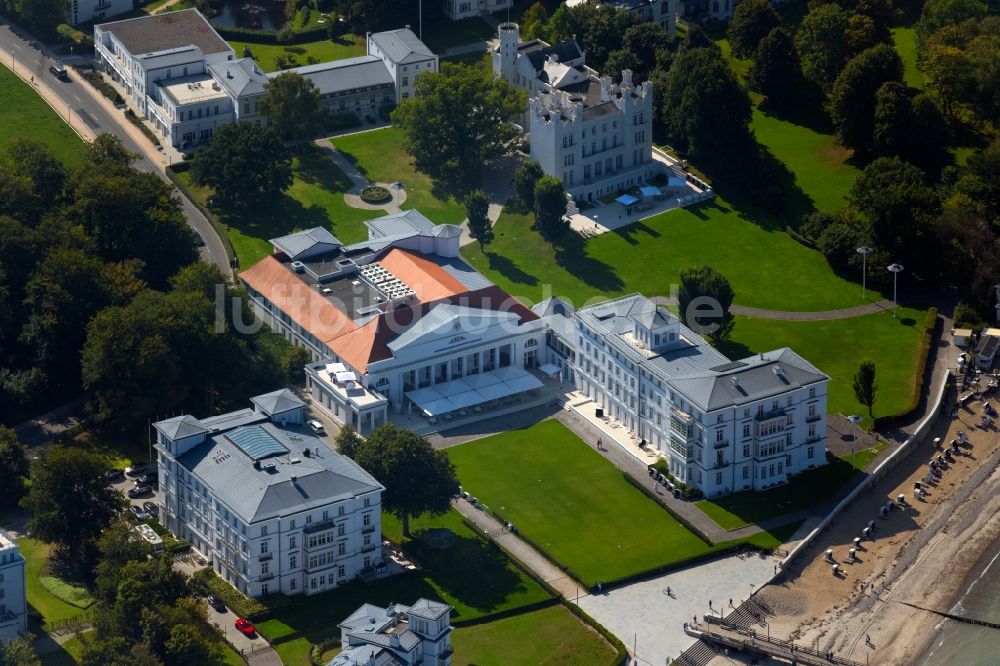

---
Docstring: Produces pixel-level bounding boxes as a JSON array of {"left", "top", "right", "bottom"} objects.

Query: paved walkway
[
  {"left": 314, "top": 138, "right": 405, "bottom": 213},
  {"left": 731, "top": 299, "right": 896, "bottom": 321},
  {"left": 452, "top": 499, "right": 583, "bottom": 599}
]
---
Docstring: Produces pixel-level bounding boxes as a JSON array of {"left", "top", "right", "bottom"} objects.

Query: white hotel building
[
  {"left": 154, "top": 389, "right": 384, "bottom": 598},
  {"left": 0, "top": 529, "right": 26, "bottom": 643},
  {"left": 537, "top": 294, "right": 830, "bottom": 497},
  {"left": 494, "top": 22, "right": 660, "bottom": 204}
]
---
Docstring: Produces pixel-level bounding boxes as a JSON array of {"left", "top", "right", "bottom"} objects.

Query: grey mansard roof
[
  {"left": 176, "top": 422, "right": 383, "bottom": 524},
  {"left": 369, "top": 28, "right": 435, "bottom": 64}
]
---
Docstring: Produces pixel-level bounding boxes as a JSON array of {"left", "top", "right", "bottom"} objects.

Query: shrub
[
  {"left": 360, "top": 186, "right": 391, "bottom": 204},
  {"left": 190, "top": 568, "right": 267, "bottom": 618},
  {"left": 283, "top": 46, "right": 307, "bottom": 54}
]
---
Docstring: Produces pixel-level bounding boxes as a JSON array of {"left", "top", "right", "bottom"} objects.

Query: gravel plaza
[{"left": 577, "top": 551, "right": 780, "bottom": 665}]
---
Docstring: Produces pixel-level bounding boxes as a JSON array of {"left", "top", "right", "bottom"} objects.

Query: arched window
[{"left": 526, "top": 339, "right": 538, "bottom": 347}]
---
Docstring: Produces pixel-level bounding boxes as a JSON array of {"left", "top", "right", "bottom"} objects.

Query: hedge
[
  {"left": 873, "top": 307, "right": 939, "bottom": 430},
  {"left": 165, "top": 163, "right": 237, "bottom": 266},
  {"left": 80, "top": 70, "right": 123, "bottom": 105},
  {"left": 190, "top": 568, "right": 268, "bottom": 618}
]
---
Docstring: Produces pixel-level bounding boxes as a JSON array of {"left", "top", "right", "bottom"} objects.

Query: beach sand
[{"left": 735, "top": 401, "right": 1000, "bottom": 665}]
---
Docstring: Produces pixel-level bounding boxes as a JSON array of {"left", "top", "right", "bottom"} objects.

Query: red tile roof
[
  {"left": 378, "top": 248, "right": 467, "bottom": 302},
  {"left": 240, "top": 256, "right": 358, "bottom": 344}
]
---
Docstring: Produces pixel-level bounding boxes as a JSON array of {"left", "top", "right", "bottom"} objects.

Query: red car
[{"left": 234, "top": 618, "right": 256, "bottom": 637}]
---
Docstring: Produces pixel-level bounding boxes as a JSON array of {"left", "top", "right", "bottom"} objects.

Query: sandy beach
[{"left": 741, "top": 400, "right": 1000, "bottom": 665}]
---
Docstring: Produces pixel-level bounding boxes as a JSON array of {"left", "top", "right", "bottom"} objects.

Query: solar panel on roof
[{"left": 226, "top": 425, "right": 290, "bottom": 461}]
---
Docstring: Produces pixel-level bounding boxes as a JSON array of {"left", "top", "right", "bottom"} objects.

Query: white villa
[
  {"left": 70, "top": 0, "right": 133, "bottom": 26},
  {"left": 535, "top": 294, "right": 830, "bottom": 497},
  {"left": 0, "top": 529, "right": 26, "bottom": 643},
  {"left": 443, "top": 0, "right": 512, "bottom": 20},
  {"left": 239, "top": 211, "right": 548, "bottom": 436},
  {"left": 94, "top": 10, "right": 437, "bottom": 148},
  {"left": 494, "top": 22, "right": 660, "bottom": 204},
  {"left": 329, "top": 599, "right": 453, "bottom": 666},
  {"left": 566, "top": 0, "right": 678, "bottom": 36},
  {"left": 154, "top": 389, "right": 385, "bottom": 598}
]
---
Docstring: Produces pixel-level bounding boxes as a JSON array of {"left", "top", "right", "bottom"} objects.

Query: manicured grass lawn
[
  {"left": 273, "top": 637, "right": 313, "bottom": 666},
  {"left": 228, "top": 36, "right": 366, "bottom": 73},
  {"left": 255, "top": 508, "right": 551, "bottom": 643},
  {"left": 331, "top": 127, "right": 467, "bottom": 225},
  {"left": 452, "top": 605, "right": 617, "bottom": 666},
  {"left": 16, "top": 538, "right": 88, "bottom": 624},
  {"left": 0, "top": 67, "right": 85, "bottom": 164},
  {"left": 891, "top": 27, "right": 924, "bottom": 89},
  {"left": 447, "top": 420, "right": 718, "bottom": 586},
  {"left": 462, "top": 204, "right": 873, "bottom": 311},
  {"left": 723, "top": 305, "right": 931, "bottom": 427},
  {"left": 751, "top": 107, "right": 860, "bottom": 213},
  {"left": 178, "top": 144, "right": 387, "bottom": 268}
]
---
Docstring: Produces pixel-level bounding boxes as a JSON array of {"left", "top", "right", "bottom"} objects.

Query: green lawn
[
  {"left": 447, "top": 420, "right": 718, "bottom": 586},
  {"left": 695, "top": 444, "right": 885, "bottom": 531},
  {"left": 255, "top": 508, "right": 551, "bottom": 643},
  {"left": 751, "top": 108, "right": 860, "bottom": 213},
  {"left": 16, "top": 538, "right": 89, "bottom": 624},
  {"left": 331, "top": 126, "right": 467, "bottom": 225},
  {"left": 452, "top": 605, "right": 617, "bottom": 666},
  {"left": 178, "top": 144, "right": 388, "bottom": 268},
  {"left": 0, "top": 67, "right": 85, "bottom": 164},
  {"left": 891, "top": 26, "right": 924, "bottom": 89},
  {"left": 462, "top": 204, "right": 873, "bottom": 311},
  {"left": 229, "top": 36, "right": 366, "bottom": 73},
  {"left": 273, "top": 637, "right": 313, "bottom": 666},
  {"left": 723, "top": 305, "right": 931, "bottom": 427}
]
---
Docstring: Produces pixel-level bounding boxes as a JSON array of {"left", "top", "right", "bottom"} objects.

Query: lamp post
[
  {"left": 887, "top": 264, "right": 904, "bottom": 317},
  {"left": 847, "top": 415, "right": 862, "bottom": 469},
  {"left": 857, "top": 246, "right": 873, "bottom": 300}
]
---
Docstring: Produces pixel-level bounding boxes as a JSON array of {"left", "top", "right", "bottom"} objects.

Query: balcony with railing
[{"left": 258, "top": 552, "right": 273, "bottom": 562}]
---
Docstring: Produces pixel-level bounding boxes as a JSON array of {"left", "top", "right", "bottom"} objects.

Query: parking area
[{"left": 109, "top": 464, "right": 161, "bottom": 522}]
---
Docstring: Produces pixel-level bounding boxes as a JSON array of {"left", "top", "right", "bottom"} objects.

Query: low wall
[{"left": 780, "top": 368, "right": 952, "bottom": 569}]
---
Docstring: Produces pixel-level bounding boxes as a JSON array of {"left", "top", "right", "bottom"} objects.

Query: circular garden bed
[{"left": 360, "top": 186, "right": 391, "bottom": 204}]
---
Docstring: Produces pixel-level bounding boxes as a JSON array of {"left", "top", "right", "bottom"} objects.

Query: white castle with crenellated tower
[{"left": 493, "top": 22, "right": 660, "bottom": 204}]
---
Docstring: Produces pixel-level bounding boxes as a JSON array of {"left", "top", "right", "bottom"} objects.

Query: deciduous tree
[
  {"left": 464, "top": 189, "right": 493, "bottom": 250},
  {"left": 513, "top": 160, "right": 544, "bottom": 211},
  {"left": 0, "top": 427, "right": 28, "bottom": 510},
  {"left": 191, "top": 124, "right": 292, "bottom": 209},
  {"left": 795, "top": 4, "right": 849, "bottom": 91},
  {"left": 22, "top": 447, "right": 124, "bottom": 569},
  {"left": 353, "top": 424, "right": 459, "bottom": 536},
  {"left": 533, "top": 176, "right": 568, "bottom": 240},
  {"left": 727, "top": 0, "right": 781, "bottom": 58},
  {"left": 830, "top": 44, "right": 903, "bottom": 153},
  {"left": 391, "top": 63, "right": 525, "bottom": 184},
  {"left": 748, "top": 28, "right": 802, "bottom": 103},
  {"left": 260, "top": 73, "right": 323, "bottom": 145},
  {"left": 678, "top": 266, "right": 735, "bottom": 344}
]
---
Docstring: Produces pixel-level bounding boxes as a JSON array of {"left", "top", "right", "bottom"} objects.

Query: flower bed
[{"left": 360, "top": 185, "right": 391, "bottom": 204}]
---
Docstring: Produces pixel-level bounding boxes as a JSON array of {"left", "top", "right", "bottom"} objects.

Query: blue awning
[
  {"left": 640, "top": 186, "right": 660, "bottom": 197},
  {"left": 616, "top": 194, "right": 639, "bottom": 206}
]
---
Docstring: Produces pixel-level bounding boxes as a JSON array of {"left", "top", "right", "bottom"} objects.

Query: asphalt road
[{"left": 0, "top": 18, "right": 233, "bottom": 276}]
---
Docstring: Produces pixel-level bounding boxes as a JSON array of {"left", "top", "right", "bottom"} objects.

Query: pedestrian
[
  {"left": 866, "top": 633, "right": 871, "bottom": 645},
  {"left": 667, "top": 586, "right": 671, "bottom": 596},
  {"left": 693, "top": 615, "right": 697, "bottom": 625},
  {"left": 729, "top": 598, "right": 733, "bottom": 608},
  {"left": 653, "top": 481, "right": 658, "bottom": 493}
]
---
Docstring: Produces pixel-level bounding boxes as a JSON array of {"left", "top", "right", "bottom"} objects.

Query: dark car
[
  {"left": 190, "top": 230, "right": 205, "bottom": 247},
  {"left": 142, "top": 501, "right": 159, "bottom": 518},
  {"left": 127, "top": 483, "right": 152, "bottom": 499},
  {"left": 105, "top": 469, "right": 125, "bottom": 483},
  {"left": 234, "top": 618, "right": 256, "bottom": 637},
  {"left": 207, "top": 594, "right": 226, "bottom": 613},
  {"left": 49, "top": 64, "right": 68, "bottom": 80},
  {"left": 129, "top": 505, "right": 147, "bottom": 521},
  {"left": 138, "top": 471, "right": 158, "bottom": 485},
  {"left": 125, "top": 463, "right": 150, "bottom": 478}
]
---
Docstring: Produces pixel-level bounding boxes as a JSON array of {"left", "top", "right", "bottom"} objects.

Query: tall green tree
[
  {"left": 727, "top": 0, "right": 781, "bottom": 58},
  {"left": 0, "top": 636, "right": 41, "bottom": 666},
  {"left": 917, "top": 0, "right": 988, "bottom": 40},
  {"left": 335, "top": 425, "right": 362, "bottom": 458},
  {"left": 662, "top": 48, "right": 754, "bottom": 173},
  {"left": 190, "top": 124, "right": 292, "bottom": 209},
  {"left": 93, "top": 520, "right": 151, "bottom": 605},
  {"left": 0, "top": 427, "right": 28, "bottom": 510},
  {"left": 513, "top": 161, "right": 544, "bottom": 211},
  {"left": 872, "top": 81, "right": 915, "bottom": 158},
  {"left": 464, "top": 189, "right": 493, "bottom": 251},
  {"left": 678, "top": 266, "right": 736, "bottom": 344},
  {"left": 795, "top": 4, "right": 850, "bottom": 91},
  {"left": 0, "top": 0, "right": 65, "bottom": 35},
  {"left": 544, "top": 2, "right": 640, "bottom": 72},
  {"left": 260, "top": 73, "right": 323, "bottom": 145},
  {"left": 853, "top": 360, "right": 878, "bottom": 417},
  {"left": 748, "top": 28, "right": 803, "bottom": 104},
  {"left": 533, "top": 176, "right": 568, "bottom": 241},
  {"left": 6, "top": 138, "right": 67, "bottom": 208},
  {"left": 352, "top": 424, "right": 459, "bottom": 536},
  {"left": 391, "top": 63, "right": 525, "bottom": 184},
  {"left": 830, "top": 44, "right": 903, "bottom": 153},
  {"left": 22, "top": 447, "right": 124, "bottom": 568}
]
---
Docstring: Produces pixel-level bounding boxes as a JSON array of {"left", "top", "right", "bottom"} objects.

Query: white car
[{"left": 307, "top": 419, "right": 326, "bottom": 436}]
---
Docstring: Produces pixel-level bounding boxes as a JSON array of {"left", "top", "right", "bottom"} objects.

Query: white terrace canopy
[{"left": 405, "top": 366, "right": 544, "bottom": 417}]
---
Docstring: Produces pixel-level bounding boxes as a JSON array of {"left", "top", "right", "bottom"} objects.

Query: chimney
[
  {"left": 547, "top": 53, "right": 559, "bottom": 64},
  {"left": 600, "top": 76, "right": 611, "bottom": 102},
  {"left": 226, "top": 69, "right": 232, "bottom": 79},
  {"left": 303, "top": 447, "right": 311, "bottom": 458},
  {"left": 621, "top": 69, "right": 633, "bottom": 87},
  {"left": 253, "top": 460, "right": 261, "bottom": 470}
]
